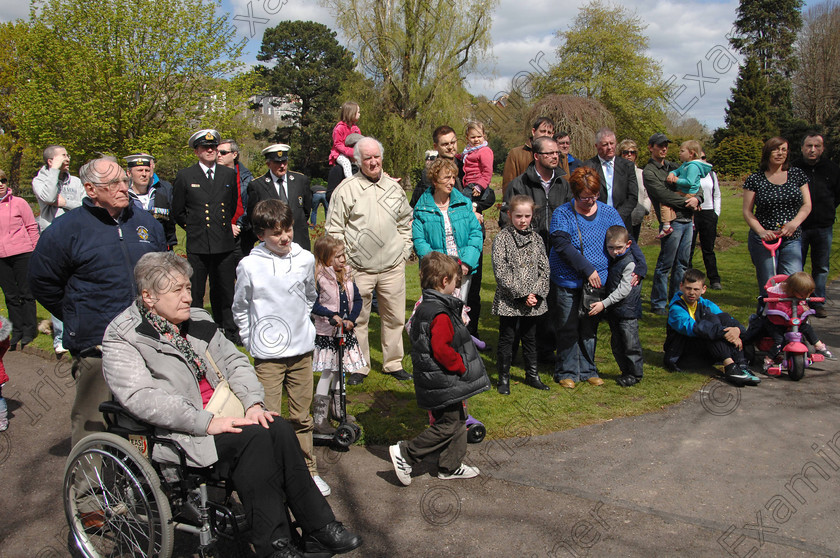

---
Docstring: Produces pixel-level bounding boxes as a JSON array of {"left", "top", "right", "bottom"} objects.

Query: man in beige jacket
[{"left": 325, "top": 137, "right": 414, "bottom": 385}]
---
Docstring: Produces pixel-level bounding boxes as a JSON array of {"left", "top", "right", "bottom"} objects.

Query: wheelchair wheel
[{"left": 64, "top": 433, "right": 174, "bottom": 558}]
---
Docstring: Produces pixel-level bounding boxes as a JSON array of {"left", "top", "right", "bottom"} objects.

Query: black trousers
[
  {"left": 188, "top": 251, "right": 238, "bottom": 339},
  {"left": 678, "top": 312, "right": 747, "bottom": 368},
  {"left": 467, "top": 245, "right": 484, "bottom": 336},
  {"left": 0, "top": 252, "right": 37, "bottom": 341},
  {"left": 689, "top": 209, "right": 721, "bottom": 283},
  {"left": 214, "top": 419, "right": 334, "bottom": 557},
  {"left": 498, "top": 315, "right": 538, "bottom": 367}
]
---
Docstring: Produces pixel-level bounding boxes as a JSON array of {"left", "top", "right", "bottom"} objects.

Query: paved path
[{"left": 2, "top": 284, "right": 840, "bottom": 557}]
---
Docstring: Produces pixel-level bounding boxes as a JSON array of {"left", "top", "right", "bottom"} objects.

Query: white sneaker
[
  {"left": 55, "top": 343, "right": 68, "bottom": 355},
  {"left": 389, "top": 443, "right": 412, "bottom": 486},
  {"left": 438, "top": 464, "right": 480, "bottom": 480},
  {"left": 313, "top": 475, "right": 331, "bottom": 497}
]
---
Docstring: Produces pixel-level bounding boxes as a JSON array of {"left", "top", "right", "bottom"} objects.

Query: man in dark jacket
[
  {"left": 217, "top": 138, "right": 255, "bottom": 256},
  {"left": 247, "top": 143, "right": 312, "bottom": 250},
  {"left": 501, "top": 136, "right": 572, "bottom": 249},
  {"left": 795, "top": 132, "right": 840, "bottom": 318},
  {"left": 501, "top": 136, "right": 572, "bottom": 363},
  {"left": 124, "top": 153, "right": 176, "bottom": 249},
  {"left": 644, "top": 133, "right": 701, "bottom": 315},
  {"left": 582, "top": 128, "right": 639, "bottom": 232},
  {"left": 29, "top": 157, "right": 166, "bottom": 446},
  {"left": 173, "top": 129, "right": 240, "bottom": 343}
]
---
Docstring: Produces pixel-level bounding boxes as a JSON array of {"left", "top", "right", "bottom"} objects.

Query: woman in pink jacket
[{"left": 0, "top": 169, "right": 40, "bottom": 349}]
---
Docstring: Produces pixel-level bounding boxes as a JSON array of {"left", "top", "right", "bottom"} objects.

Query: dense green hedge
[{"left": 711, "top": 135, "right": 763, "bottom": 178}]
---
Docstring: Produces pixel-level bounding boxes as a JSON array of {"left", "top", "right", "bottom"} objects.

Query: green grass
[{"left": 10, "top": 184, "right": 840, "bottom": 445}]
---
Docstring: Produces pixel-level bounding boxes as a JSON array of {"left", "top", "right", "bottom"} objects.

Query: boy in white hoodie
[{"left": 232, "top": 199, "right": 331, "bottom": 496}]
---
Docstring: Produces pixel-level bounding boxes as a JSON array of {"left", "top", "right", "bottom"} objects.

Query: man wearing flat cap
[
  {"left": 125, "top": 153, "right": 176, "bottom": 249},
  {"left": 644, "top": 133, "right": 700, "bottom": 314},
  {"left": 246, "top": 143, "right": 312, "bottom": 250},
  {"left": 172, "top": 129, "right": 241, "bottom": 343}
]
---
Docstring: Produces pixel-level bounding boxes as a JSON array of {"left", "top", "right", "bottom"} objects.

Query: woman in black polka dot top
[{"left": 742, "top": 136, "right": 812, "bottom": 296}]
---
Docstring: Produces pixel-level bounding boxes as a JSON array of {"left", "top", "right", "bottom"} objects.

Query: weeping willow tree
[{"left": 320, "top": 0, "right": 498, "bottom": 177}]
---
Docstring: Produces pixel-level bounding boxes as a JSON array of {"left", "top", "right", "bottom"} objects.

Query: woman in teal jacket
[{"left": 412, "top": 157, "right": 483, "bottom": 301}]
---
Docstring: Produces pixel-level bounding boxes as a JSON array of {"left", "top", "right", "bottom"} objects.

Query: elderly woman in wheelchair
[{"left": 65, "top": 251, "right": 361, "bottom": 558}]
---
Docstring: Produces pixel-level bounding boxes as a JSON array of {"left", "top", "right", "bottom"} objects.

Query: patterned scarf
[
  {"left": 461, "top": 141, "right": 488, "bottom": 160},
  {"left": 137, "top": 300, "right": 207, "bottom": 381}
]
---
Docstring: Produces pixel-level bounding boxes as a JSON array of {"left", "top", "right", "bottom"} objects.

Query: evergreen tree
[
  {"left": 729, "top": 0, "right": 803, "bottom": 126},
  {"left": 721, "top": 57, "right": 777, "bottom": 141},
  {"left": 256, "top": 21, "right": 355, "bottom": 178}
]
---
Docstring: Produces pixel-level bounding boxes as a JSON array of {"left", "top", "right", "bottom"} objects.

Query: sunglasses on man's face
[{"left": 218, "top": 150, "right": 232, "bottom": 156}]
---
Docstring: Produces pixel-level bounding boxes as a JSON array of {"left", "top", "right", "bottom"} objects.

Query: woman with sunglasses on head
[
  {"left": 0, "top": 169, "right": 40, "bottom": 349},
  {"left": 618, "top": 139, "right": 651, "bottom": 241},
  {"left": 548, "top": 167, "right": 647, "bottom": 389}
]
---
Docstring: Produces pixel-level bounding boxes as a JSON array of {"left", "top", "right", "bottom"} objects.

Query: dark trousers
[
  {"left": 678, "top": 312, "right": 747, "bottom": 368},
  {"left": 690, "top": 209, "right": 720, "bottom": 283},
  {"left": 401, "top": 402, "right": 466, "bottom": 473},
  {"left": 608, "top": 317, "right": 643, "bottom": 378},
  {"left": 466, "top": 244, "right": 484, "bottom": 337},
  {"left": 498, "top": 315, "right": 538, "bottom": 367},
  {"left": 0, "top": 252, "right": 37, "bottom": 341},
  {"left": 214, "top": 419, "right": 334, "bottom": 557},
  {"left": 188, "top": 251, "right": 238, "bottom": 339}
]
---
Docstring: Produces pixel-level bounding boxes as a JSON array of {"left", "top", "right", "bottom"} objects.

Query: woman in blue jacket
[{"left": 412, "top": 158, "right": 483, "bottom": 301}]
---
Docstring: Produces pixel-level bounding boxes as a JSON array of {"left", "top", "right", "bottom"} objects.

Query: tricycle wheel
[{"left": 789, "top": 353, "right": 805, "bottom": 381}]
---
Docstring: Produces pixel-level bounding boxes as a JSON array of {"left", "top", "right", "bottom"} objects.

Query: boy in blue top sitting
[{"left": 664, "top": 268, "right": 760, "bottom": 387}]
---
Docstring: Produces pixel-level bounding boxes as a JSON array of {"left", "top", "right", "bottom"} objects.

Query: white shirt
[
  {"left": 598, "top": 156, "right": 615, "bottom": 205},
  {"left": 270, "top": 171, "right": 288, "bottom": 198}
]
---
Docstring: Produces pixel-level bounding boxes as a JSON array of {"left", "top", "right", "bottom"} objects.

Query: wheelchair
[{"left": 63, "top": 401, "right": 249, "bottom": 558}]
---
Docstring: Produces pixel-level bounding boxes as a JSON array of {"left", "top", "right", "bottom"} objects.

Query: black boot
[
  {"left": 497, "top": 356, "right": 511, "bottom": 395},
  {"left": 523, "top": 344, "right": 550, "bottom": 390}
]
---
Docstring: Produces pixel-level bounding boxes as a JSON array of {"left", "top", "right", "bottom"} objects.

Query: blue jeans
[
  {"left": 801, "top": 226, "right": 832, "bottom": 307},
  {"left": 651, "top": 220, "right": 693, "bottom": 310},
  {"left": 747, "top": 232, "right": 802, "bottom": 296},
  {"left": 310, "top": 192, "right": 327, "bottom": 226},
  {"left": 554, "top": 286, "right": 601, "bottom": 381},
  {"left": 52, "top": 314, "right": 64, "bottom": 350}
]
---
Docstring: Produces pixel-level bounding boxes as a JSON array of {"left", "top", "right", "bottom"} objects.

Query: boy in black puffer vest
[
  {"left": 389, "top": 252, "right": 490, "bottom": 486},
  {"left": 588, "top": 226, "right": 645, "bottom": 387}
]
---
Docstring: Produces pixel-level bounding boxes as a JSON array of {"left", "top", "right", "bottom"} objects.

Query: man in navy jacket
[{"left": 30, "top": 157, "right": 165, "bottom": 446}]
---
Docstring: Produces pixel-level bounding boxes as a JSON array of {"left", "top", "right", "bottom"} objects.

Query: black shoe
[
  {"left": 346, "top": 373, "right": 365, "bottom": 386},
  {"left": 553, "top": 372, "right": 562, "bottom": 384},
  {"left": 270, "top": 538, "right": 304, "bottom": 558},
  {"left": 814, "top": 306, "right": 828, "bottom": 319},
  {"left": 385, "top": 369, "right": 412, "bottom": 381},
  {"left": 617, "top": 375, "right": 640, "bottom": 387},
  {"left": 525, "top": 371, "right": 550, "bottom": 390},
  {"left": 497, "top": 373, "right": 510, "bottom": 395},
  {"left": 303, "top": 521, "right": 363, "bottom": 554},
  {"left": 19, "top": 336, "right": 34, "bottom": 349},
  {"left": 651, "top": 307, "right": 667, "bottom": 316}
]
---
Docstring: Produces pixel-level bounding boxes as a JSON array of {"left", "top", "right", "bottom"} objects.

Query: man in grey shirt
[{"left": 31, "top": 145, "right": 86, "bottom": 354}]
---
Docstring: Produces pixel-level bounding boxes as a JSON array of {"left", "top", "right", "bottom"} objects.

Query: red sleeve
[
  {"left": 430, "top": 314, "right": 466, "bottom": 374},
  {"left": 333, "top": 122, "right": 359, "bottom": 159},
  {"left": 477, "top": 146, "right": 494, "bottom": 188}
]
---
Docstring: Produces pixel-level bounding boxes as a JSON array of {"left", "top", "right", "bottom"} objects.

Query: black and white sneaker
[
  {"left": 389, "top": 443, "right": 412, "bottom": 486},
  {"left": 724, "top": 363, "right": 752, "bottom": 386},
  {"left": 438, "top": 464, "right": 480, "bottom": 480}
]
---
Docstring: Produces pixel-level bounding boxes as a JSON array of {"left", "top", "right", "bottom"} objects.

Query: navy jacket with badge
[
  {"left": 29, "top": 198, "right": 166, "bottom": 353},
  {"left": 172, "top": 163, "right": 238, "bottom": 254},
  {"left": 246, "top": 170, "right": 312, "bottom": 250}
]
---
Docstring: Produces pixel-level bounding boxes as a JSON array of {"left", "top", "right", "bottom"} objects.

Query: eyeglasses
[
  {"left": 537, "top": 151, "right": 560, "bottom": 156},
  {"left": 217, "top": 150, "right": 233, "bottom": 156},
  {"left": 621, "top": 150, "right": 637, "bottom": 156},
  {"left": 577, "top": 196, "right": 597, "bottom": 202},
  {"left": 0, "top": 178, "right": 7, "bottom": 184},
  {"left": 94, "top": 177, "right": 130, "bottom": 191},
  {"left": 556, "top": 141, "right": 571, "bottom": 146}
]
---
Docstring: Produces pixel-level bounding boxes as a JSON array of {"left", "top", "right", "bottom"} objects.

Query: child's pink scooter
[{"left": 757, "top": 239, "right": 825, "bottom": 380}]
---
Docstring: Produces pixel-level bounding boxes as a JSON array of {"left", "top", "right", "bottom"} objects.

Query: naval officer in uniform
[
  {"left": 172, "top": 129, "right": 240, "bottom": 343},
  {"left": 247, "top": 143, "right": 313, "bottom": 250}
]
